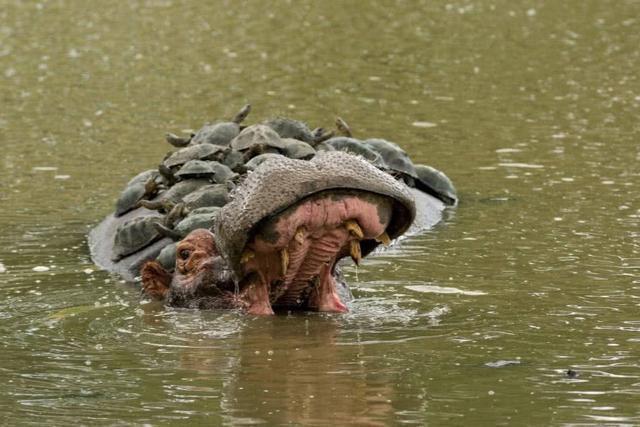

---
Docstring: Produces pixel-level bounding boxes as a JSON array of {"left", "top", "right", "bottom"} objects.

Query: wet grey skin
[{"left": 190, "top": 104, "right": 251, "bottom": 146}]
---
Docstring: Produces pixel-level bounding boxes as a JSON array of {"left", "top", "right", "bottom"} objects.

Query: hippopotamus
[{"left": 89, "top": 151, "right": 449, "bottom": 315}]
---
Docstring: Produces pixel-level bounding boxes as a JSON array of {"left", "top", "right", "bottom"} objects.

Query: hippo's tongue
[{"left": 237, "top": 190, "right": 393, "bottom": 314}]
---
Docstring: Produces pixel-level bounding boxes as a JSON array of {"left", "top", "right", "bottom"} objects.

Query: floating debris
[
  {"left": 485, "top": 360, "right": 521, "bottom": 368},
  {"left": 498, "top": 162, "right": 544, "bottom": 169},
  {"left": 411, "top": 121, "right": 437, "bottom": 128}
]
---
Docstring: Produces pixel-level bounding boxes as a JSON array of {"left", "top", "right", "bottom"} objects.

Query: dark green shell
[
  {"left": 324, "top": 137, "right": 385, "bottom": 167},
  {"left": 245, "top": 153, "right": 285, "bottom": 171},
  {"left": 115, "top": 170, "right": 160, "bottom": 216},
  {"left": 365, "top": 138, "right": 417, "bottom": 179},
  {"left": 190, "top": 122, "right": 240, "bottom": 146},
  {"left": 265, "top": 117, "right": 315, "bottom": 143},
  {"left": 281, "top": 138, "right": 316, "bottom": 160},
  {"left": 174, "top": 211, "right": 219, "bottom": 237},
  {"left": 163, "top": 144, "right": 227, "bottom": 169},
  {"left": 112, "top": 214, "right": 164, "bottom": 261},
  {"left": 230, "top": 124, "right": 286, "bottom": 151},
  {"left": 182, "top": 184, "right": 229, "bottom": 209},
  {"left": 156, "top": 242, "right": 177, "bottom": 271},
  {"left": 414, "top": 164, "right": 458, "bottom": 206}
]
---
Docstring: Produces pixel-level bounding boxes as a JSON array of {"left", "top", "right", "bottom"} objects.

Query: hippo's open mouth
[
  {"left": 140, "top": 152, "right": 416, "bottom": 315},
  {"left": 231, "top": 189, "right": 399, "bottom": 314}
]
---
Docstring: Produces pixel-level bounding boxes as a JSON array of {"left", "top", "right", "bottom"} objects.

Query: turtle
[
  {"left": 137, "top": 179, "right": 211, "bottom": 213},
  {"left": 244, "top": 153, "right": 285, "bottom": 171},
  {"left": 154, "top": 210, "right": 219, "bottom": 241},
  {"left": 229, "top": 124, "right": 286, "bottom": 160},
  {"left": 114, "top": 170, "right": 162, "bottom": 217},
  {"left": 163, "top": 143, "right": 227, "bottom": 170},
  {"left": 205, "top": 161, "right": 238, "bottom": 184},
  {"left": 112, "top": 214, "right": 164, "bottom": 261},
  {"left": 163, "top": 202, "right": 190, "bottom": 228},
  {"left": 280, "top": 138, "right": 316, "bottom": 160},
  {"left": 365, "top": 138, "right": 418, "bottom": 185},
  {"left": 413, "top": 164, "right": 458, "bottom": 206},
  {"left": 324, "top": 137, "right": 385, "bottom": 167},
  {"left": 221, "top": 149, "right": 246, "bottom": 173},
  {"left": 175, "top": 160, "right": 217, "bottom": 181},
  {"left": 190, "top": 104, "right": 251, "bottom": 146},
  {"left": 264, "top": 117, "right": 316, "bottom": 143},
  {"left": 181, "top": 184, "right": 229, "bottom": 210},
  {"left": 165, "top": 132, "right": 192, "bottom": 148}
]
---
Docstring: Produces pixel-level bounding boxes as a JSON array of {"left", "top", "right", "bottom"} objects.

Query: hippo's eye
[{"left": 178, "top": 249, "right": 191, "bottom": 260}]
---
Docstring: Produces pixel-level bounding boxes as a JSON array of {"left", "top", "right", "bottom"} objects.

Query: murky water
[{"left": 2, "top": 0, "right": 639, "bottom": 425}]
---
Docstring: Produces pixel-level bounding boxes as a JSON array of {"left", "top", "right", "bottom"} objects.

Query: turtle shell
[
  {"left": 281, "top": 138, "right": 316, "bottom": 160},
  {"left": 115, "top": 170, "right": 161, "bottom": 216},
  {"left": 324, "top": 137, "right": 386, "bottom": 167},
  {"left": 265, "top": 117, "right": 315, "bottom": 143},
  {"left": 112, "top": 214, "right": 164, "bottom": 261},
  {"left": 182, "top": 184, "right": 229, "bottom": 209},
  {"left": 155, "top": 242, "right": 177, "bottom": 271},
  {"left": 222, "top": 150, "right": 246, "bottom": 172},
  {"left": 175, "top": 160, "right": 216, "bottom": 180},
  {"left": 190, "top": 122, "right": 240, "bottom": 146},
  {"left": 365, "top": 138, "right": 418, "bottom": 179},
  {"left": 174, "top": 211, "right": 219, "bottom": 237},
  {"left": 230, "top": 124, "right": 286, "bottom": 151},
  {"left": 163, "top": 144, "right": 227, "bottom": 169},
  {"left": 414, "top": 164, "right": 458, "bottom": 206},
  {"left": 205, "top": 161, "right": 238, "bottom": 184},
  {"left": 244, "top": 153, "right": 285, "bottom": 171}
]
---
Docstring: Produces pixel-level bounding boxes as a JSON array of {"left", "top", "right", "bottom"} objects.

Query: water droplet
[{"left": 32, "top": 266, "right": 50, "bottom": 272}]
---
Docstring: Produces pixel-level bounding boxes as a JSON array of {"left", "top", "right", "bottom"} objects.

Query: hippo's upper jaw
[{"left": 143, "top": 152, "right": 415, "bottom": 315}]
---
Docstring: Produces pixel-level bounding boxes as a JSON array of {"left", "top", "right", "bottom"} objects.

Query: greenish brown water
[{"left": 1, "top": 0, "right": 639, "bottom": 425}]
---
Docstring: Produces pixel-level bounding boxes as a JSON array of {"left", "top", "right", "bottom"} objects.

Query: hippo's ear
[{"left": 141, "top": 261, "right": 172, "bottom": 300}]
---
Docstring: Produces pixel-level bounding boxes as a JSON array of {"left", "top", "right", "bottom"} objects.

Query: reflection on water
[{"left": 2, "top": 0, "right": 640, "bottom": 424}]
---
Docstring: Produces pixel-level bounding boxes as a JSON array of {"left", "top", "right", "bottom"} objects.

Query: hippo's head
[{"left": 141, "top": 152, "right": 416, "bottom": 315}]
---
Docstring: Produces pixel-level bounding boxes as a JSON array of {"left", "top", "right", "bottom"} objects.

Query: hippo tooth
[
  {"left": 376, "top": 231, "right": 391, "bottom": 247},
  {"left": 280, "top": 248, "right": 289, "bottom": 276},
  {"left": 294, "top": 226, "right": 306, "bottom": 245},
  {"left": 241, "top": 248, "right": 255, "bottom": 264},
  {"left": 350, "top": 239, "right": 362, "bottom": 265},
  {"left": 344, "top": 220, "right": 364, "bottom": 239}
]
